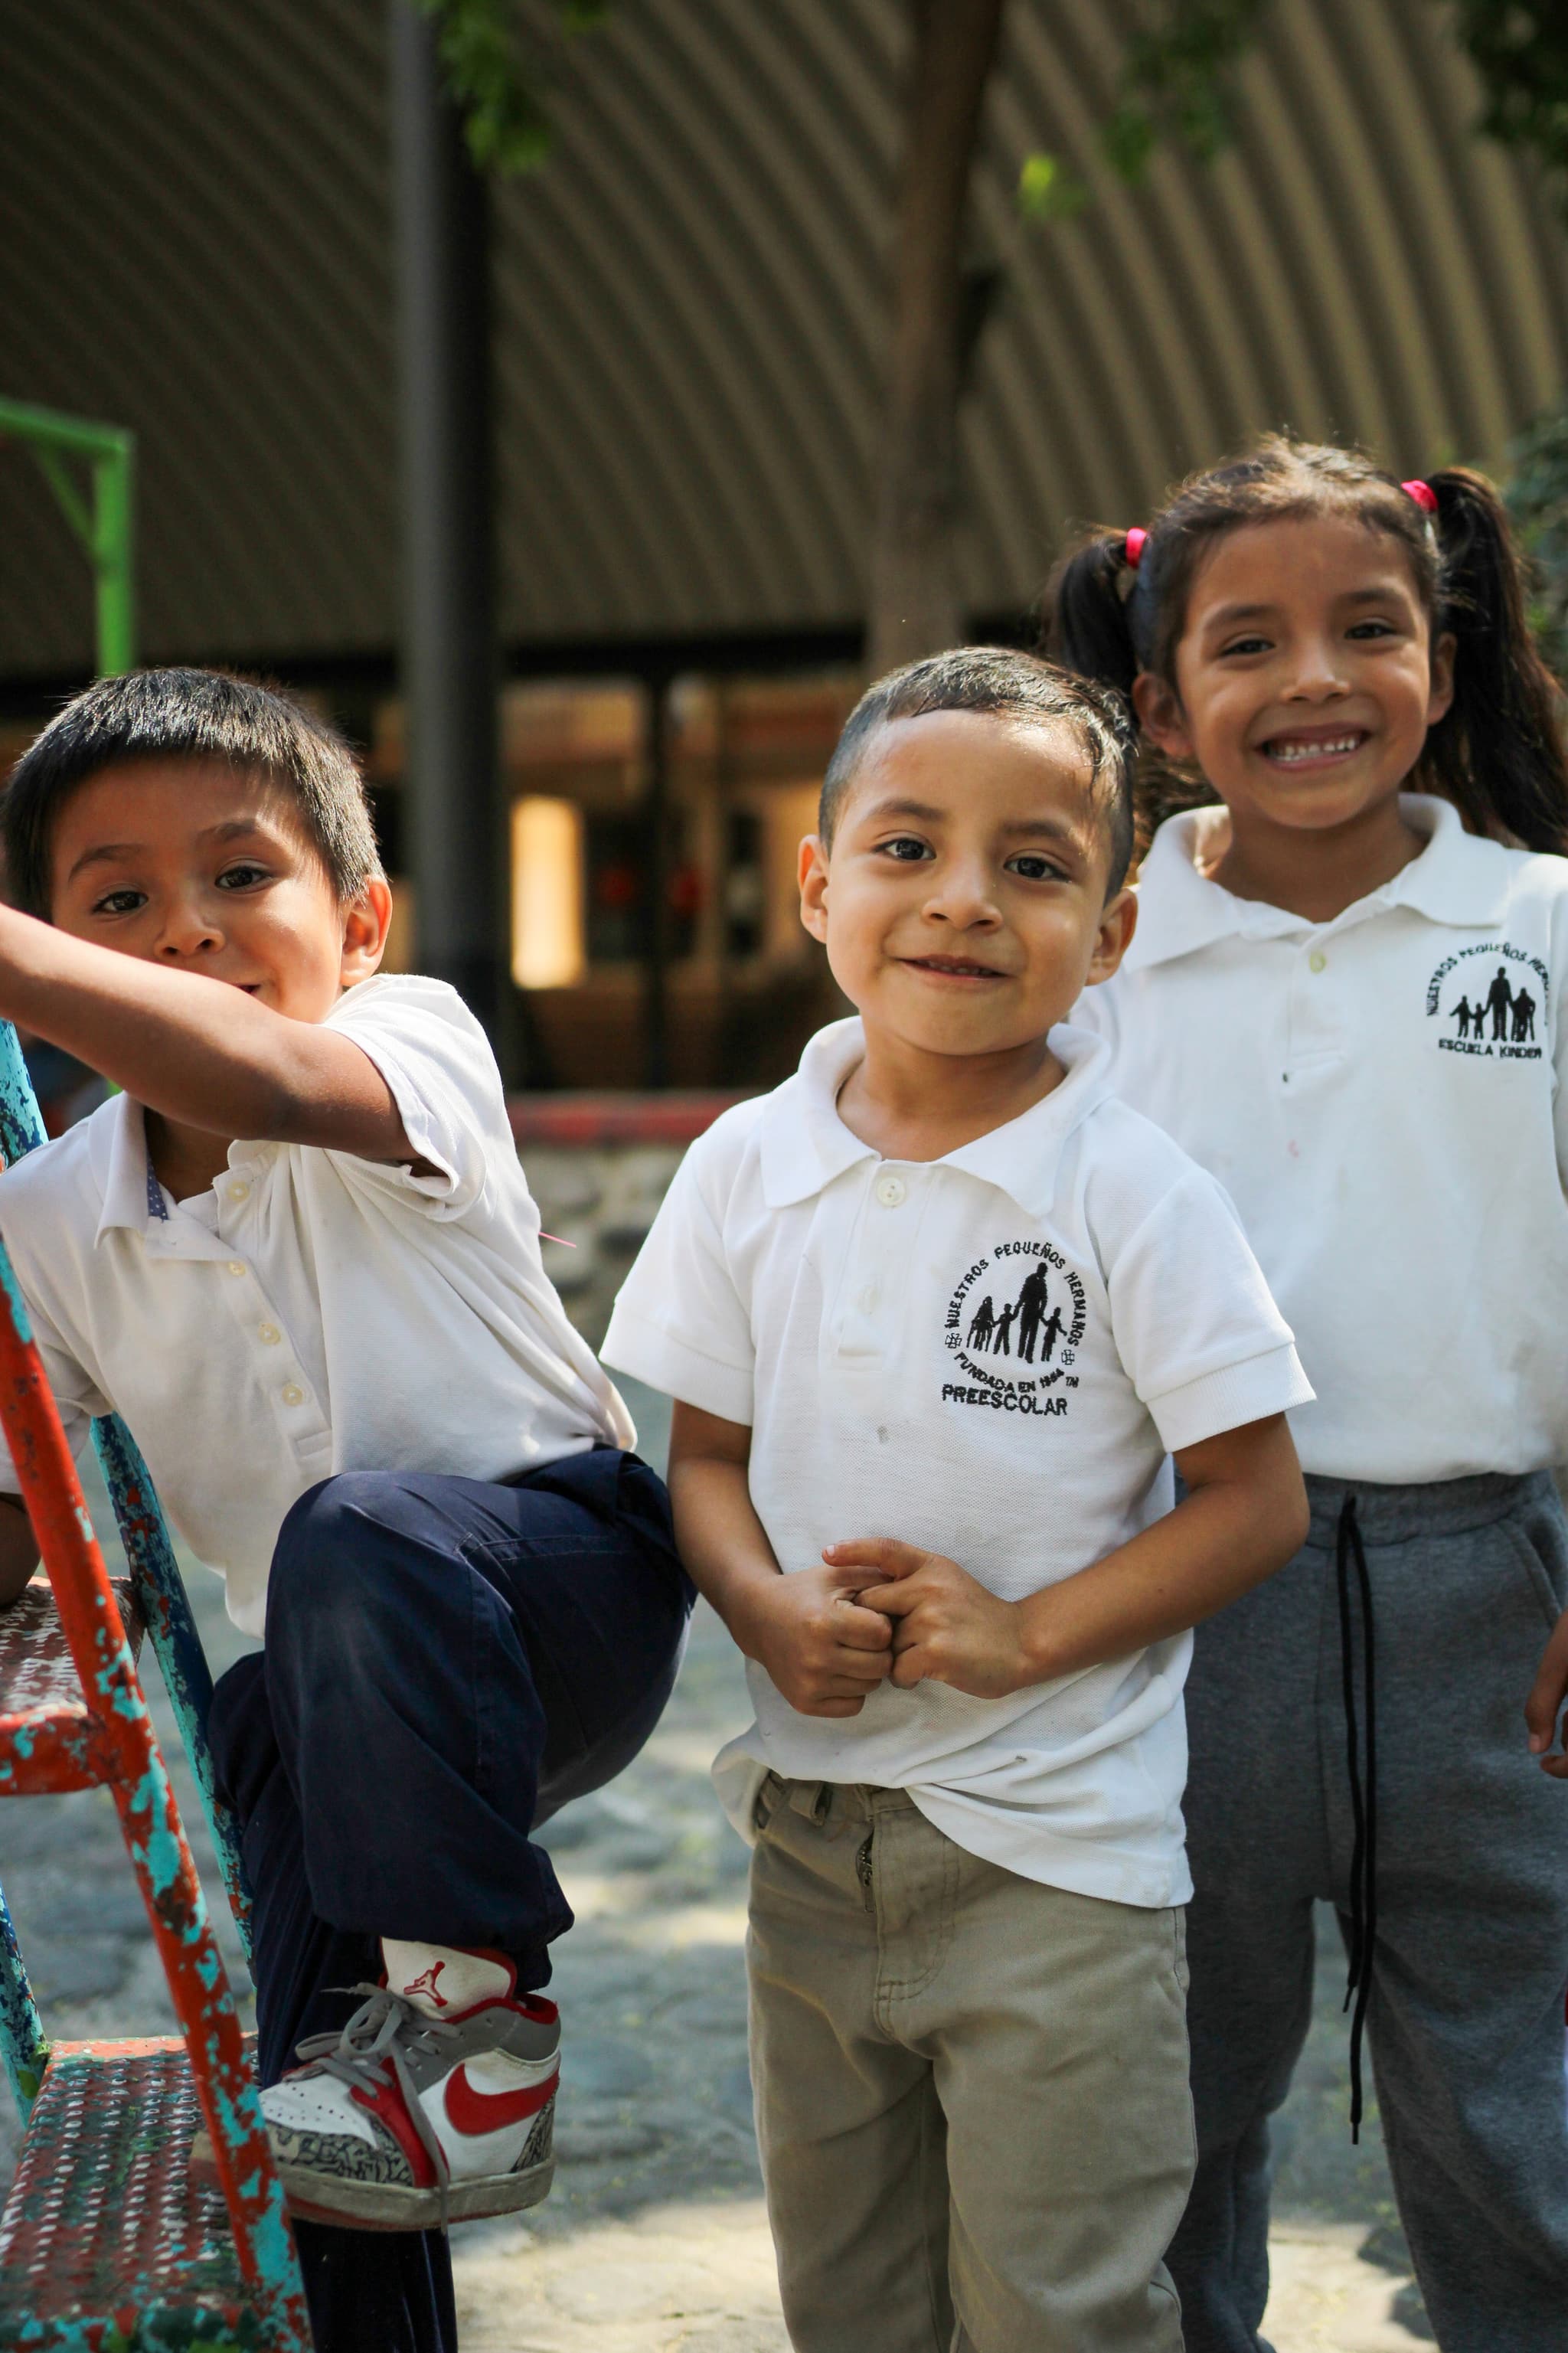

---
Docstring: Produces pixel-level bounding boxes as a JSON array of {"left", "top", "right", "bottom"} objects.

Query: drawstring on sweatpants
[{"left": 1335, "top": 1493, "right": 1378, "bottom": 2142}]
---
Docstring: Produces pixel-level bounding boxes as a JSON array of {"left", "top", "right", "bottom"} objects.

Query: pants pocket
[
  {"left": 1508, "top": 1515, "right": 1568, "bottom": 1635},
  {"left": 753, "top": 1770, "right": 784, "bottom": 1838},
  {"left": 1172, "top": 1904, "right": 1191, "bottom": 1996}
]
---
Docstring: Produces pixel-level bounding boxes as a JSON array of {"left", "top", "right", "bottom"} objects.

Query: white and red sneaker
[{"left": 192, "top": 1943, "right": 559, "bottom": 2230}]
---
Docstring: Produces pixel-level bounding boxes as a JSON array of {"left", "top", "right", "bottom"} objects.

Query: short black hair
[
  {"left": 819, "top": 646, "right": 1136, "bottom": 894},
  {"left": 3, "top": 668, "right": 382, "bottom": 919}
]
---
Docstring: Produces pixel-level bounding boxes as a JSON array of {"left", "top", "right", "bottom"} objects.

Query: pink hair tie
[
  {"left": 1125, "top": 526, "right": 1148, "bottom": 569},
  {"left": 1402, "top": 479, "right": 1439, "bottom": 515}
]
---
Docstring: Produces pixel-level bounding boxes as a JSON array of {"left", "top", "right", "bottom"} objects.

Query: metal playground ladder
[{"left": 0, "top": 1027, "right": 312, "bottom": 2347}]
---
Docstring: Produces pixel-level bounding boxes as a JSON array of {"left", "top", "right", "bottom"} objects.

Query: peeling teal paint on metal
[
  {"left": 0, "top": 1028, "right": 309, "bottom": 2347},
  {"left": 0, "top": 1879, "right": 49, "bottom": 2123},
  {"left": 0, "top": 1250, "right": 34, "bottom": 1345},
  {"left": 245, "top": 2198, "right": 300, "bottom": 2293},
  {"left": 0, "top": 1024, "right": 49, "bottom": 1162},
  {"left": 124, "top": 1768, "right": 185, "bottom": 1901},
  {"left": 90, "top": 1415, "right": 255, "bottom": 1966},
  {"left": 142, "top": 1818, "right": 183, "bottom": 1900}
]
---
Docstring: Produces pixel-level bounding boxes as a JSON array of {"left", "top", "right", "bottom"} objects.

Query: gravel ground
[{"left": 0, "top": 1379, "right": 1429, "bottom": 2347}]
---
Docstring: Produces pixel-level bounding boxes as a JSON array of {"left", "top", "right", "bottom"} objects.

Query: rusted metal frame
[
  {"left": 93, "top": 1412, "right": 255, "bottom": 1961},
  {"left": 0, "top": 1704, "right": 106, "bottom": 1793},
  {"left": 0, "top": 1239, "right": 313, "bottom": 2348},
  {"left": 0, "top": 1879, "right": 48, "bottom": 2121},
  {"left": 0, "top": 1024, "right": 254, "bottom": 1956},
  {"left": 0, "top": 1021, "right": 47, "bottom": 1166}
]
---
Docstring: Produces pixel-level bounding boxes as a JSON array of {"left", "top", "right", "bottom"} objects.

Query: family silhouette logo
[
  {"left": 1427, "top": 942, "right": 1548, "bottom": 1060},
  {"left": 942, "top": 1242, "right": 1087, "bottom": 1422}
]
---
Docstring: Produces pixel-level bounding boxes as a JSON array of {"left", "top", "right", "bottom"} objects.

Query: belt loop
[{"left": 810, "top": 1781, "right": 833, "bottom": 1827}]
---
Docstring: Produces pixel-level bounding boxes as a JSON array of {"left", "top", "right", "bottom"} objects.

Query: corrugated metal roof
[{"left": 2, "top": 0, "right": 1565, "bottom": 680}]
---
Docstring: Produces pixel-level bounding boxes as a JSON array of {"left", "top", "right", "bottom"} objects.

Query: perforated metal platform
[
  {"left": 0, "top": 1573, "right": 142, "bottom": 1730},
  {"left": 0, "top": 2038, "right": 265, "bottom": 2350}
]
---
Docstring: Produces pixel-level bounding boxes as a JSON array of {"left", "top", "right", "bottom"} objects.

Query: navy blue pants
[{"left": 207, "top": 1448, "right": 692, "bottom": 2353}]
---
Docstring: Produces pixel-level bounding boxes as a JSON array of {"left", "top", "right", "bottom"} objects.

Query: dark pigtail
[
  {"left": 1044, "top": 531, "right": 1142, "bottom": 702},
  {"left": 1423, "top": 468, "right": 1568, "bottom": 855}
]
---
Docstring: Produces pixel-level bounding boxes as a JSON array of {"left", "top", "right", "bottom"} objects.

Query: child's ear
[
  {"left": 339, "top": 877, "right": 394, "bottom": 986},
  {"left": 1427, "top": 630, "right": 1457, "bottom": 728},
  {"left": 1132, "top": 671, "right": 1194, "bottom": 764},
  {"left": 1085, "top": 884, "right": 1138, "bottom": 988},
  {"left": 799, "top": 834, "right": 831, "bottom": 945}
]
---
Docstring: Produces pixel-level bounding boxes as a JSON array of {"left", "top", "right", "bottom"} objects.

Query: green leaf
[
  {"left": 1446, "top": 2, "right": 1568, "bottom": 191},
  {"left": 1100, "top": 106, "right": 1157, "bottom": 185},
  {"left": 1017, "top": 151, "right": 1090, "bottom": 222},
  {"left": 1506, "top": 392, "right": 1568, "bottom": 678},
  {"left": 418, "top": 0, "right": 615, "bottom": 175},
  {"left": 1104, "top": 0, "right": 1270, "bottom": 184}
]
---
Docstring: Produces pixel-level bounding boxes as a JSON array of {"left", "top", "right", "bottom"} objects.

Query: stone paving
[{"left": 0, "top": 1379, "right": 1429, "bottom": 2348}]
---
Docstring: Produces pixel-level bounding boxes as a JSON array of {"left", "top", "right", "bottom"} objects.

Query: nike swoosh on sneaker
[{"left": 444, "top": 2062, "right": 558, "bottom": 2137}]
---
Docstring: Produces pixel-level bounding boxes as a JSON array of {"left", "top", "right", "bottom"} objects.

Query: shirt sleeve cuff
[
  {"left": 1145, "top": 1343, "right": 1315, "bottom": 1456},
  {"left": 337, "top": 1029, "right": 471, "bottom": 1209},
  {"left": 601, "top": 1306, "right": 754, "bottom": 1426}
]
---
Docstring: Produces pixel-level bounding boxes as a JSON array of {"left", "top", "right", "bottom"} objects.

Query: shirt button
[
  {"left": 280, "top": 1382, "right": 305, "bottom": 1407},
  {"left": 226, "top": 1260, "right": 247, "bottom": 1278},
  {"left": 874, "top": 1174, "right": 906, "bottom": 1208},
  {"left": 227, "top": 1179, "right": 250, "bottom": 1202},
  {"left": 258, "top": 1323, "right": 281, "bottom": 1345},
  {"left": 1308, "top": 950, "right": 1327, "bottom": 973}
]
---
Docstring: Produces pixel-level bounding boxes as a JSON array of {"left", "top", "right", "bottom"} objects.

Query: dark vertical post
[
  {"left": 642, "top": 674, "right": 672, "bottom": 1088},
  {"left": 389, "top": 2, "right": 502, "bottom": 1042}
]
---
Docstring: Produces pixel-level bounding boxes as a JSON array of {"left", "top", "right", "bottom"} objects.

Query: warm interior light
[{"left": 511, "top": 797, "right": 586, "bottom": 989}]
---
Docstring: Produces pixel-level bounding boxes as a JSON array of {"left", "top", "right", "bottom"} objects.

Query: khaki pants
[{"left": 747, "top": 1777, "right": 1194, "bottom": 2353}]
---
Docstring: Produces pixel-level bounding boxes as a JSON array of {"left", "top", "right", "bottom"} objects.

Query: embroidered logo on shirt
[
  {"left": 942, "top": 1243, "right": 1086, "bottom": 1420},
  {"left": 1426, "top": 943, "right": 1549, "bottom": 1060}
]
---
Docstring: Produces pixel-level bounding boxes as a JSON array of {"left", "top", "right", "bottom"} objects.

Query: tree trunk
[{"left": 867, "top": 0, "right": 1007, "bottom": 675}]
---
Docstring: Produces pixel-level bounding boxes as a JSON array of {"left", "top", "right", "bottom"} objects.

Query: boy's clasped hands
[{"left": 738, "top": 1540, "right": 1037, "bottom": 1714}]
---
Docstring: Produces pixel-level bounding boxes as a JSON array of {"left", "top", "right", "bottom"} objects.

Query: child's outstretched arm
[
  {"left": 668, "top": 1400, "right": 894, "bottom": 1719},
  {"left": 0, "top": 906, "right": 415, "bottom": 1162},
  {"left": 1524, "top": 1615, "right": 1568, "bottom": 1776},
  {"left": 838, "top": 1413, "right": 1308, "bottom": 1698}
]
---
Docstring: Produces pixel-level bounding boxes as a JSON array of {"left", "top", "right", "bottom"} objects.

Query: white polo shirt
[
  {"left": 0, "top": 973, "right": 632, "bottom": 1634},
  {"left": 1073, "top": 794, "right": 1568, "bottom": 1484},
  {"left": 603, "top": 1018, "right": 1311, "bottom": 1907}
]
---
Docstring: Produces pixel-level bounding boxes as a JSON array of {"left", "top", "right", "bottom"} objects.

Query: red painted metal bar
[
  {"left": 0, "top": 1019, "right": 256, "bottom": 1965},
  {"left": 0, "top": 1708, "right": 106, "bottom": 1793},
  {"left": 0, "top": 1253, "right": 312, "bottom": 2347}
]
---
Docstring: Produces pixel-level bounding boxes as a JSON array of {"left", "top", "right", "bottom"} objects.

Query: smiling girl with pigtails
[{"left": 1048, "top": 434, "right": 1568, "bottom": 2352}]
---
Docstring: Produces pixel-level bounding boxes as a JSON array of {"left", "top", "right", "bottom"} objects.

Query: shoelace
[
  {"left": 293, "top": 1982, "right": 463, "bottom": 2226},
  {"left": 1335, "top": 1495, "right": 1378, "bottom": 2142}
]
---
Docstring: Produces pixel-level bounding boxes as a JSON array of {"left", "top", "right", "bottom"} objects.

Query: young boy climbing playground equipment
[{"left": 0, "top": 1021, "right": 312, "bottom": 2348}]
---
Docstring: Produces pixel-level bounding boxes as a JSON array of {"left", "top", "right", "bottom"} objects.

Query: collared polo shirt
[
  {"left": 604, "top": 1018, "right": 1310, "bottom": 1907},
  {"left": 0, "top": 973, "right": 631, "bottom": 1634},
  {"left": 1074, "top": 794, "right": 1568, "bottom": 1483}
]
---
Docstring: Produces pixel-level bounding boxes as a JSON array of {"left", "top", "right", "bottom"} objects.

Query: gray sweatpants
[{"left": 1169, "top": 1470, "right": 1568, "bottom": 2353}]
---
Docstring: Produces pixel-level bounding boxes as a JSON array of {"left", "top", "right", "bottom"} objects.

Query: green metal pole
[
  {"left": 90, "top": 443, "right": 135, "bottom": 674},
  {"left": 0, "top": 398, "right": 136, "bottom": 678}
]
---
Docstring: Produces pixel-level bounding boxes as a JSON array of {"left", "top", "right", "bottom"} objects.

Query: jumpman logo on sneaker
[{"left": 406, "top": 1960, "right": 449, "bottom": 2008}]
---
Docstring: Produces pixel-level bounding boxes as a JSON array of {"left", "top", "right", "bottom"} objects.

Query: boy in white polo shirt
[
  {"left": 605, "top": 649, "right": 1313, "bottom": 2353},
  {"left": 0, "top": 670, "right": 691, "bottom": 2353}
]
